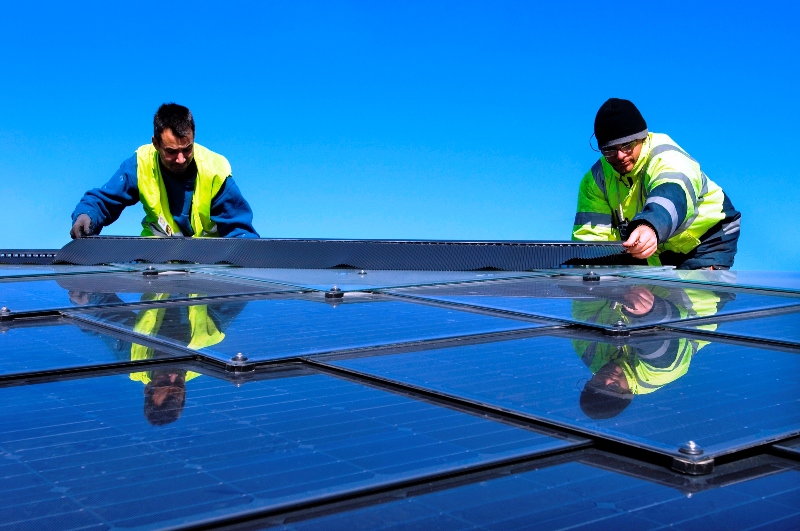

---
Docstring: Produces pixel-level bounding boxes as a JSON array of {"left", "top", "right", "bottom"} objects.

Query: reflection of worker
[
  {"left": 570, "top": 283, "right": 736, "bottom": 328},
  {"left": 70, "top": 103, "right": 259, "bottom": 239},
  {"left": 573, "top": 98, "right": 740, "bottom": 269},
  {"left": 572, "top": 284, "right": 734, "bottom": 419},
  {"left": 68, "top": 293, "right": 247, "bottom": 426}
]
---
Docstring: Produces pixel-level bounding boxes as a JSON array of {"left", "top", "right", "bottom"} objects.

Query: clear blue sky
[{"left": 1, "top": 1, "right": 798, "bottom": 270}]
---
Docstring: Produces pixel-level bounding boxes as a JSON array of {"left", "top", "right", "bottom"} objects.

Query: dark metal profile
[
  {"left": 54, "top": 236, "right": 627, "bottom": 270},
  {"left": 0, "top": 250, "right": 59, "bottom": 265}
]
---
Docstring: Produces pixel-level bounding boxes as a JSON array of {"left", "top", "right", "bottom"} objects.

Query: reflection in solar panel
[
  {"left": 72, "top": 294, "right": 548, "bottom": 361},
  {"left": 0, "top": 318, "right": 183, "bottom": 375},
  {"left": 616, "top": 269, "right": 800, "bottom": 295},
  {"left": 0, "top": 271, "right": 294, "bottom": 315},
  {"left": 0, "top": 264, "right": 123, "bottom": 278},
  {"left": 386, "top": 276, "right": 800, "bottom": 330},
  {"left": 667, "top": 308, "right": 800, "bottom": 347},
  {"left": 199, "top": 267, "right": 542, "bottom": 291},
  {"left": 274, "top": 459, "right": 800, "bottom": 530},
  {"left": 328, "top": 332, "right": 800, "bottom": 458},
  {"left": 0, "top": 368, "right": 578, "bottom": 530}
]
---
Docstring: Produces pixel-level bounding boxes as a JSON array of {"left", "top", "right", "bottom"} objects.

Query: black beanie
[{"left": 594, "top": 98, "right": 648, "bottom": 149}]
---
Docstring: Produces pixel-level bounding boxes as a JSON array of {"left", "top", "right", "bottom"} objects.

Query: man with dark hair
[
  {"left": 143, "top": 369, "right": 188, "bottom": 426},
  {"left": 572, "top": 98, "right": 740, "bottom": 269},
  {"left": 70, "top": 103, "right": 259, "bottom": 238}
]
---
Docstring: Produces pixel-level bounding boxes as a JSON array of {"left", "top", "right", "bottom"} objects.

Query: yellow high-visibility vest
[{"left": 136, "top": 143, "right": 230, "bottom": 237}]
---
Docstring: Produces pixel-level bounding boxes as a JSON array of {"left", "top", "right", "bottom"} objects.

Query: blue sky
[{"left": 1, "top": 1, "right": 798, "bottom": 270}]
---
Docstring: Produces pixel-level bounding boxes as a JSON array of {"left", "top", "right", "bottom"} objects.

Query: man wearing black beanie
[{"left": 572, "top": 98, "right": 741, "bottom": 269}]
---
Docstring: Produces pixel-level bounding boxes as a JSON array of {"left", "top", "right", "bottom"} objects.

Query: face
[
  {"left": 153, "top": 128, "right": 194, "bottom": 174},
  {"left": 147, "top": 372, "right": 186, "bottom": 406},
  {"left": 593, "top": 362, "right": 631, "bottom": 394},
  {"left": 603, "top": 140, "right": 643, "bottom": 175}
]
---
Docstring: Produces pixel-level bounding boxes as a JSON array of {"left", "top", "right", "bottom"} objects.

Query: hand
[
  {"left": 70, "top": 214, "right": 93, "bottom": 239},
  {"left": 622, "top": 286, "right": 655, "bottom": 315},
  {"left": 622, "top": 224, "right": 658, "bottom": 259}
]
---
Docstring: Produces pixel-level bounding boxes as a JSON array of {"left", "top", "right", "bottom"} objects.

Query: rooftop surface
[{"left": 1, "top": 240, "right": 799, "bottom": 530}]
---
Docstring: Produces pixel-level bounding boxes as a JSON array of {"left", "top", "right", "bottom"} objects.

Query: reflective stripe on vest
[{"left": 136, "top": 143, "right": 231, "bottom": 238}]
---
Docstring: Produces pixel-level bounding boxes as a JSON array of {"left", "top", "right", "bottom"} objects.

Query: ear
[{"left": 152, "top": 135, "right": 159, "bottom": 149}]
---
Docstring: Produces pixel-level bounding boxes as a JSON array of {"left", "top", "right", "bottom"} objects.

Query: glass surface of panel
[
  {"left": 0, "top": 264, "right": 124, "bottom": 278},
  {"left": 617, "top": 269, "right": 800, "bottom": 295},
  {"left": 115, "top": 263, "right": 234, "bottom": 272},
  {"left": 667, "top": 309, "right": 800, "bottom": 347},
  {"left": 73, "top": 294, "right": 547, "bottom": 361},
  {"left": 387, "top": 276, "right": 800, "bottom": 330},
  {"left": 541, "top": 265, "right": 675, "bottom": 277},
  {"left": 329, "top": 333, "right": 800, "bottom": 458},
  {"left": 0, "top": 318, "right": 181, "bottom": 375},
  {"left": 275, "top": 462, "right": 800, "bottom": 530},
  {"left": 0, "top": 370, "right": 576, "bottom": 530},
  {"left": 199, "top": 267, "right": 542, "bottom": 292},
  {"left": 0, "top": 271, "right": 294, "bottom": 315}
]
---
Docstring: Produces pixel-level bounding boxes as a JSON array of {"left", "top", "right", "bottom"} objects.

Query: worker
[
  {"left": 70, "top": 103, "right": 259, "bottom": 239},
  {"left": 572, "top": 98, "right": 740, "bottom": 269}
]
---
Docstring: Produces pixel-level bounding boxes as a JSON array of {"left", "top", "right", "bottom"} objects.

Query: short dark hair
[
  {"left": 143, "top": 375, "right": 187, "bottom": 426},
  {"left": 153, "top": 103, "right": 195, "bottom": 141}
]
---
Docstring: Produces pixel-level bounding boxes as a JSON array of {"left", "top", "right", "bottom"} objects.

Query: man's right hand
[{"left": 70, "top": 214, "right": 94, "bottom": 239}]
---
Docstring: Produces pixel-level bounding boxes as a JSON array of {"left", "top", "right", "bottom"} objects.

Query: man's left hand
[{"left": 622, "top": 224, "right": 658, "bottom": 259}]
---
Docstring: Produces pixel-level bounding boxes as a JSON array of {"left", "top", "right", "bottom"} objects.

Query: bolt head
[
  {"left": 325, "top": 286, "right": 344, "bottom": 299},
  {"left": 0, "top": 307, "right": 9, "bottom": 314},
  {"left": 679, "top": 440, "right": 704, "bottom": 455},
  {"left": 231, "top": 352, "right": 248, "bottom": 362},
  {"left": 358, "top": 270, "right": 367, "bottom": 275},
  {"left": 583, "top": 271, "right": 600, "bottom": 282}
]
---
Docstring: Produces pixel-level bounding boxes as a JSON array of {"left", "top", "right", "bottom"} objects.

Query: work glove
[{"left": 70, "top": 214, "right": 94, "bottom": 239}]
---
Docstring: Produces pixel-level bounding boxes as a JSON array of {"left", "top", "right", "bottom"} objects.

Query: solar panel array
[{"left": 1, "top": 264, "right": 799, "bottom": 530}]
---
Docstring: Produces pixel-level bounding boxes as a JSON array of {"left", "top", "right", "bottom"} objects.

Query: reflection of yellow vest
[
  {"left": 129, "top": 294, "right": 224, "bottom": 383},
  {"left": 136, "top": 143, "right": 230, "bottom": 237}
]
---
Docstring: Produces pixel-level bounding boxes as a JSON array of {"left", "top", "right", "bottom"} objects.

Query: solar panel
[
  {"left": 385, "top": 276, "right": 800, "bottom": 331},
  {"left": 0, "top": 264, "right": 124, "bottom": 278},
  {"left": 69, "top": 294, "right": 550, "bottom": 362},
  {"left": 0, "top": 271, "right": 296, "bottom": 316},
  {"left": 324, "top": 331, "right": 800, "bottom": 459},
  {"left": 0, "top": 317, "right": 187, "bottom": 376},
  {"left": 0, "top": 365, "right": 581, "bottom": 530},
  {"left": 198, "top": 267, "right": 543, "bottom": 292},
  {"left": 666, "top": 307, "right": 800, "bottom": 348},
  {"left": 616, "top": 269, "right": 800, "bottom": 295},
  {"left": 269, "top": 455, "right": 800, "bottom": 530}
]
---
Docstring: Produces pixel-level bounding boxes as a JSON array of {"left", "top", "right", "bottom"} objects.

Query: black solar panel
[
  {"left": 667, "top": 307, "right": 800, "bottom": 348},
  {"left": 617, "top": 269, "right": 800, "bottom": 295},
  {"left": 69, "top": 294, "right": 549, "bottom": 362},
  {"left": 325, "top": 331, "right": 800, "bottom": 459},
  {"left": 385, "top": 276, "right": 800, "bottom": 331},
  {"left": 0, "top": 271, "right": 296, "bottom": 316},
  {"left": 270, "top": 454, "right": 800, "bottom": 530},
  {"left": 0, "top": 317, "right": 187, "bottom": 376},
  {"left": 199, "top": 267, "right": 542, "bottom": 292},
  {"left": 0, "top": 365, "right": 580, "bottom": 529}
]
